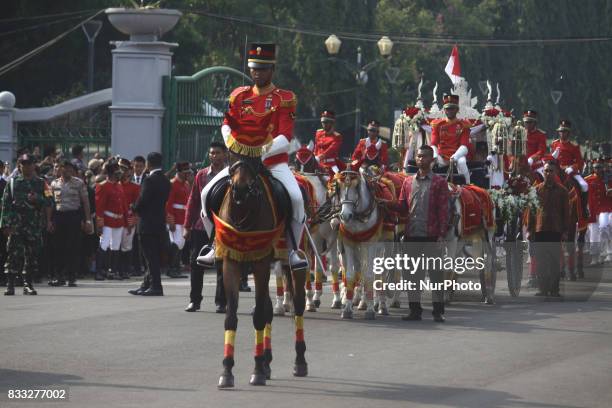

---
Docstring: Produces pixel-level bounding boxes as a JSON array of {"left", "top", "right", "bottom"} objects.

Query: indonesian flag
[{"left": 444, "top": 45, "right": 463, "bottom": 85}]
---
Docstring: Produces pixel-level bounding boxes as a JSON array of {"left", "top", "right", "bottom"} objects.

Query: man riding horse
[
  {"left": 314, "top": 110, "right": 345, "bottom": 176},
  {"left": 430, "top": 94, "right": 471, "bottom": 184},
  {"left": 351, "top": 120, "right": 389, "bottom": 171},
  {"left": 197, "top": 43, "right": 308, "bottom": 271}
]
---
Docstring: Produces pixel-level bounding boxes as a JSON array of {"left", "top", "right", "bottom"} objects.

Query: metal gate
[{"left": 162, "top": 66, "right": 252, "bottom": 168}]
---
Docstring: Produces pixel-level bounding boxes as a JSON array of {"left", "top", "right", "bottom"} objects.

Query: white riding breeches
[
  {"left": 120, "top": 227, "right": 135, "bottom": 252},
  {"left": 100, "top": 226, "right": 123, "bottom": 251},
  {"left": 268, "top": 161, "right": 306, "bottom": 250},
  {"left": 573, "top": 174, "right": 588, "bottom": 192},
  {"left": 599, "top": 212, "right": 611, "bottom": 230},
  {"left": 168, "top": 224, "right": 185, "bottom": 250},
  {"left": 437, "top": 156, "right": 470, "bottom": 184}
]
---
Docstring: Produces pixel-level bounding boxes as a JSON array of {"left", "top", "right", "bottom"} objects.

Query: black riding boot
[{"left": 109, "top": 250, "right": 121, "bottom": 280}]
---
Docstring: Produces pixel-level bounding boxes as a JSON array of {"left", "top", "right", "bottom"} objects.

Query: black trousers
[
  {"left": 139, "top": 232, "right": 164, "bottom": 290},
  {"left": 53, "top": 210, "right": 82, "bottom": 282},
  {"left": 189, "top": 229, "right": 226, "bottom": 306},
  {"left": 402, "top": 236, "right": 445, "bottom": 316},
  {"left": 534, "top": 231, "right": 562, "bottom": 295}
]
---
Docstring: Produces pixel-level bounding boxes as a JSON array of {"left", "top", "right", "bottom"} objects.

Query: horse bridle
[
  {"left": 228, "top": 160, "right": 261, "bottom": 204},
  {"left": 335, "top": 170, "right": 378, "bottom": 223}
]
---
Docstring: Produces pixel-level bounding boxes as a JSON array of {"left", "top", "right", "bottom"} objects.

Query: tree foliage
[{"left": 1, "top": 0, "right": 611, "bottom": 146}]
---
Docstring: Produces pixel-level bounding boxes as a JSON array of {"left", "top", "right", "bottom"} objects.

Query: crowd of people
[{"left": 0, "top": 142, "right": 243, "bottom": 312}]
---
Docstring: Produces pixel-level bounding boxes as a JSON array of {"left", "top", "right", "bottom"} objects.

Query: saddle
[
  {"left": 205, "top": 172, "right": 292, "bottom": 224},
  {"left": 450, "top": 184, "right": 494, "bottom": 235}
]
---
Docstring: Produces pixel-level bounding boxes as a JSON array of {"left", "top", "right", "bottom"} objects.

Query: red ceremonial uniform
[
  {"left": 120, "top": 181, "right": 140, "bottom": 227},
  {"left": 224, "top": 84, "right": 296, "bottom": 165},
  {"left": 351, "top": 137, "right": 388, "bottom": 170},
  {"left": 95, "top": 180, "right": 127, "bottom": 228},
  {"left": 550, "top": 139, "right": 584, "bottom": 173},
  {"left": 314, "top": 129, "right": 343, "bottom": 168},
  {"left": 526, "top": 128, "right": 547, "bottom": 160},
  {"left": 430, "top": 118, "right": 470, "bottom": 160},
  {"left": 166, "top": 177, "right": 190, "bottom": 225},
  {"left": 585, "top": 174, "right": 611, "bottom": 222}
]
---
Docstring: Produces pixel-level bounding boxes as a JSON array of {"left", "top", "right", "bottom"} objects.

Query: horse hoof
[
  {"left": 249, "top": 373, "right": 267, "bottom": 386},
  {"left": 331, "top": 300, "right": 341, "bottom": 309},
  {"left": 390, "top": 301, "right": 401, "bottom": 308},
  {"left": 313, "top": 299, "right": 321, "bottom": 308},
  {"left": 218, "top": 373, "right": 234, "bottom": 389},
  {"left": 378, "top": 306, "right": 389, "bottom": 316},
  {"left": 341, "top": 310, "right": 353, "bottom": 319},
  {"left": 357, "top": 301, "right": 367, "bottom": 311},
  {"left": 364, "top": 310, "right": 376, "bottom": 320},
  {"left": 306, "top": 304, "right": 317, "bottom": 312},
  {"left": 264, "top": 364, "right": 272, "bottom": 380},
  {"left": 486, "top": 296, "right": 496, "bottom": 305},
  {"left": 293, "top": 362, "right": 308, "bottom": 377}
]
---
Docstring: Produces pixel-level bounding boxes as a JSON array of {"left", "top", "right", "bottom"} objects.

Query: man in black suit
[{"left": 129, "top": 152, "right": 171, "bottom": 296}]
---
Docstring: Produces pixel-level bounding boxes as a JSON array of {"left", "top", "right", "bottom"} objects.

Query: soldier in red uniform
[
  {"left": 118, "top": 158, "right": 140, "bottom": 279},
  {"left": 351, "top": 120, "right": 389, "bottom": 171},
  {"left": 166, "top": 161, "right": 191, "bottom": 277},
  {"left": 430, "top": 94, "right": 471, "bottom": 183},
  {"left": 198, "top": 43, "right": 307, "bottom": 270},
  {"left": 550, "top": 119, "right": 589, "bottom": 217},
  {"left": 95, "top": 161, "right": 128, "bottom": 280},
  {"left": 314, "top": 110, "right": 344, "bottom": 175},
  {"left": 585, "top": 159, "right": 611, "bottom": 264},
  {"left": 523, "top": 110, "right": 548, "bottom": 177}
]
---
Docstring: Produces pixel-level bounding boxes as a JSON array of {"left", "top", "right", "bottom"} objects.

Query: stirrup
[
  {"left": 196, "top": 244, "right": 216, "bottom": 267},
  {"left": 289, "top": 249, "right": 309, "bottom": 272}
]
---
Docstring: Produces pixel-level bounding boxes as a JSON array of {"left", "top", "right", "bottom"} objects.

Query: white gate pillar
[
  {"left": 0, "top": 91, "right": 16, "bottom": 164},
  {"left": 106, "top": 8, "right": 181, "bottom": 160}
]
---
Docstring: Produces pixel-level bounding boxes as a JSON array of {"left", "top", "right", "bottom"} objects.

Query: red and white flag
[{"left": 444, "top": 45, "right": 463, "bottom": 85}]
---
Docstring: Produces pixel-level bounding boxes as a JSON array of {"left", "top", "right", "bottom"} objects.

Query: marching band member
[
  {"left": 166, "top": 161, "right": 192, "bottom": 278},
  {"left": 197, "top": 43, "right": 308, "bottom": 271},
  {"left": 95, "top": 161, "right": 128, "bottom": 280},
  {"left": 118, "top": 158, "right": 140, "bottom": 279},
  {"left": 430, "top": 94, "right": 471, "bottom": 184},
  {"left": 351, "top": 120, "right": 388, "bottom": 171}
]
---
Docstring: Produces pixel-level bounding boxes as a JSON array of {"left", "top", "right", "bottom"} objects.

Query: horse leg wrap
[
  {"left": 295, "top": 315, "right": 306, "bottom": 363},
  {"left": 223, "top": 330, "right": 236, "bottom": 370},
  {"left": 254, "top": 329, "right": 264, "bottom": 358}
]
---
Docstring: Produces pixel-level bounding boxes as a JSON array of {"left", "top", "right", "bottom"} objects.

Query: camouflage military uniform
[{"left": 0, "top": 175, "right": 52, "bottom": 279}]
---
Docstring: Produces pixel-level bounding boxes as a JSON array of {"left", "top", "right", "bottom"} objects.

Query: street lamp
[
  {"left": 82, "top": 20, "right": 103, "bottom": 94},
  {"left": 324, "top": 34, "right": 394, "bottom": 142}
]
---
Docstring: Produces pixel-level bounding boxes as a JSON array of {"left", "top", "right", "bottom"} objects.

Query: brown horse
[{"left": 215, "top": 153, "right": 307, "bottom": 389}]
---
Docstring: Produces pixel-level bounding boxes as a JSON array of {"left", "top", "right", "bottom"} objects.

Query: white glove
[
  {"left": 552, "top": 147, "right": 560, "bottom": 159},
  {"left": 450, "top": 145, "right": 468, "bottom": 161},
  {"left": 565, "top": 166, "right": 574, "bottom": 175},
  {"left": 315, "top": 155, "right": 320, "bottom": 162},
  {"left": 331, "top": 165, "right": 339, "bottom": 173},
  {"left": 221, "top": 125, "right": 231, "bottom": 145},
  {"left": 431, "top": 145, "right": 439, "bottom": 159},
  {"left": 527, "top": 157, "right": 534, "bottom": 166},
  {"left": 261, "top": 134, "right": 290, "bottom": 160}
]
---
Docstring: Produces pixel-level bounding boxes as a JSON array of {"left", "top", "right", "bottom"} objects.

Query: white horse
[
  {"left": 330, "top": 169, "right": 382, "bottom": 319},
  {"left": 445, "top": 184, "right": 497, "bottom": 304}
]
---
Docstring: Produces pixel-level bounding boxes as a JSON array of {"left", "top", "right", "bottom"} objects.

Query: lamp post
[
  {"left": 325, "top": 34, "right": 393, "bottom": 143},
  {"left": 82, "top": 20, "right": 103, "bottom": 94}
]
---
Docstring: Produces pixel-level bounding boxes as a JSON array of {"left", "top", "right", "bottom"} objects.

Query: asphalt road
[{"left": 1, "top": 263, "right": 611, "bottom": 408}]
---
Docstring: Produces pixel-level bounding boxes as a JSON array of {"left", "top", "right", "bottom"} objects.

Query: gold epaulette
[
  {"left": 228, "top": 86, "right": 251, "bottom": 104},
  {"left": 275, "top": 89, "right": 297, "bottom": 108}
]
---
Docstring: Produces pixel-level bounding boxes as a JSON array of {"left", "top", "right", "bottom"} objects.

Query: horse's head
[
  {"left": 294, "top": 143, "right": 317, "bottom": 173},
  {"left": 331, "top": 170, "right": 362, "bottom": 223},
  {"left": 228, "top": 153, "right": 262, "bottom": 205}
]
